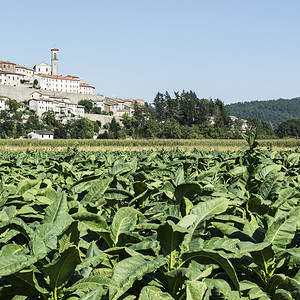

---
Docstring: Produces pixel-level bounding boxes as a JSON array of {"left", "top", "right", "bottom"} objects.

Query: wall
[
  {"left": 0, "top": 84, "right": 105, "bottom": 103},
  {"left": 83, "top": 113, "right": 122, "bottom": 125}
]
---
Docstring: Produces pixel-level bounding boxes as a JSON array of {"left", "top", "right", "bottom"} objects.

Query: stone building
[{"left": 0, "top": 61, "right": 16, "bottom": 73}]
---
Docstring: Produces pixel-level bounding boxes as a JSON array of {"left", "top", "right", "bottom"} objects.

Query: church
[{"left": 31, "top": 48, "right": 95, "bottom": 95}]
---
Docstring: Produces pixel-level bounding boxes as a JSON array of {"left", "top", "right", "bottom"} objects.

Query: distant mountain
[{"left": 226, "top": 97, "right": 300, "bottom": 129}]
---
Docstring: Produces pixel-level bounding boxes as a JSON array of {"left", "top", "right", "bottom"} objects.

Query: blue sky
[{"left": 2, "top": 0, "right": 300, "bottom": 104}]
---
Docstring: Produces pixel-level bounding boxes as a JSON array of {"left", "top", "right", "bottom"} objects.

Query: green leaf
[
  {"left": 43, "top": 246, "right": 81, "bottom": 291},
  {"left": 5, "top": 269, "right": 49, "bottom": 295},
  {"left": 185, "top": 198, "right": 230, "bottom": 242},
  {"left": 109, "top": 158, "right": 137, "bottom": 176},
  {"left": 67, "top": 274, "right": 117, "bottom": 292},
  {"left": 181, "top": 249, "right": 240, "bottom": 291},
  {"left": 81, "top": 177, "right": 112, "bottom": 205},
  {"left": 186, "top": 281, "right": 207, "bottom": 300},
  {"left": 265, "top": 213, "right": 297, "bottom": 255},
  {"left": 0, "top": 218, "right": 34, "bottom": 242},
  {"left": 110, "top": 255, "right": 166, "bottom": 300},
  {"left": 43, "top": 190, "right": 68, "bottom": 224},
  {"left": 110, "top": 207, "right": 140, "bottom": 246},
  {"left": 157, "top": 220, "right": 187, "bottom": 267},
  {"left": 174, "top": 183, "right": 201, "bottom": 202},
  {"left": 0, "top": 255, "right": 38, "bottom": 277},
  {"left": 139, "top": 286, "right": 174, "bottom": 300}
]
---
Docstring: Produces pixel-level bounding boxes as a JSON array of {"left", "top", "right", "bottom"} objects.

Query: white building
[
  {"left": 29, "top": 98, "right": 59, "bottom": 117},
  {"left": 76, "top": 105, "right": 85, "bottom": 116},
  {"left": 29, "top": 92, "right": 86, "bottom": 119},
  {"left": 33, "top": 62, "right": 51, "bottom": 75},
  {"left": 80, "top": 82, "right": 95, "bottom": 95},
  {"left": 0, "top": 71, "right": 23, "bottom": 86},
  {"left": 30, "top": 74, "right": 80, "bottom": 93},
  {"left": 27, "top": 130, "right": 54, "bottom": 139}
]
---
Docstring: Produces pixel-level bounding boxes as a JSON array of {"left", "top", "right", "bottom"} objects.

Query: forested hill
[{"left": 226, "top": 97, "right": 300, "bottom": 128}]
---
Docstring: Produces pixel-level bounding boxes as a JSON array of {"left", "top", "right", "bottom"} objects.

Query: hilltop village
[
  {"left": 1, "top": 49, "right": 278, "bottom": 140},
  {"left": 0, "top": 49, "right": 144, "bottom": 125}
]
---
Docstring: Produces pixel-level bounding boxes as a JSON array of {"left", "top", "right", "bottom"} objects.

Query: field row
[{"left": 0, "top": 138, "right": 299, "bottom": 152}]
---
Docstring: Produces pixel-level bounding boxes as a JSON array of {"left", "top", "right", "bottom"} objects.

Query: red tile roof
[
  {"left": 80, "top": 83, "right": 95, "bottom": 88},
  {"left": 37, "top": 74, "right": 80, "bottom": 81}
]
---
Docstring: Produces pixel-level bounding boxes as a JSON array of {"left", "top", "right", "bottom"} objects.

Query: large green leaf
[
  {"left": 265, "top": 212, "right": 298, "bottom": 255},
  {"left": 43, "top": 190, "right": 68, "bottom": 224},
  {"left": 67, "top": 274, "right": 117, "bottom": 293},
  {"left": 43, "top": 246, "right": 81, "bottom": 291},
  {"left": 0, "top": 255, "right": 38, "bottom": 277},
  {"left": 110, "top": 255, "right": 166, "bottom": 300},
  {"left": 81, "top": 177, "right": 112, "bottom": 205},
  {"left": 110, "top": 207, "right": 140, "bottom": 246},
  {"left": 184, "top": 198, "right": 230, "bottom": 243},
  {"left": 5, "top": 269, "right": 49, "bottom": 296},
  {"left": 157, "top": 220, "right": 187, "bottom": 257},
  {"left": 181, "top": 249, "right": 240, "bottom": 291}
]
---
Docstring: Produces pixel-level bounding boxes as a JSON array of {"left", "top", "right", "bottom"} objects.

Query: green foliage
[
  {"left": 78, "top": 99, "right": 94, "bottom": 113},
  {"left": 42, "top": 109, "right": 60, "bottom": 128},
  {"left": 66, "top": 117, "right": 94, "bottom": 139},
  {"left": 277, "top": 119, "right": 300, "bottom": 138},
  {"left": 227, "top": 97, "right": 300, "bottom": 129},
  {"left": 0, "top": 148, "right": 299, "bottom": 299}
]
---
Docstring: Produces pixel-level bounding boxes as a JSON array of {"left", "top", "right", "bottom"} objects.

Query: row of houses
[{"left": 0, "top": 91, "right": 145, "bottom": 122}]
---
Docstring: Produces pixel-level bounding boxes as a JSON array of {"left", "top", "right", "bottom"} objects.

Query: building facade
[
  {"left": 27, "top": 130, "right": 54, "bottom": 139},
  {"left": 80, "top": 82, "right": 95, "bottom": 95},
  {"left": 0, "top": 61, "right": 16, "bottom": 73},
  {"left": 0, "top": 71, "right": 23, "bottom": 86},
  {"left": 30, "top": 74, "right": 80, "bottom": 93},
  {"left": 33, "top": 62, "right": 51, "bottom": 75}
]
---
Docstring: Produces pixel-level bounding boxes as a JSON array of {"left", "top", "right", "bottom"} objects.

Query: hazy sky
[{"left": 2, "top": 0, "right": 300, "bottom": 104}]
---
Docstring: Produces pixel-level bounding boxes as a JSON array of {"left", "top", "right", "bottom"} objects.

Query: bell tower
[{"left": 51, "top": 48, "right": 59, "bottom": 75}]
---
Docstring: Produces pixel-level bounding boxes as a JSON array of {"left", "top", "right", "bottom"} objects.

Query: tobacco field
[{"left": 0, "top": 138, "right": 299, "bottom": 299}]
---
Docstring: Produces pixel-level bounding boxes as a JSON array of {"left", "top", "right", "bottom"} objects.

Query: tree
[
  {"left": 25, "top": 111, "right": 41, "bottom": 131},
  {"left": 33, "top": 79, "right": 39, "bottom": 89},
  {"left": 54, "top": 126, "right": 67, "bottom": 139},
  {"left": 78, "top": 100, "right": 93, "bottom": 113},
  {"left": 108, "top": 117, "right": 121, "bottom": 139},
  {"left": 247, "top": 118, "right": 275, "bottom": 139},
  {"left": 42, "top": 110, "right": 59, "bottom": 128},
  {"left": 153, "top": 92, "right": 166, "bottom": 122},
  {"left": 66, "top": 118, "right": 94, "bottom": 139},
  {"left": 277, "top": 119, "right": 300, "bottom": 138},
  {"left": 5, "top": 99, "right": 20, "bottom": 113}
]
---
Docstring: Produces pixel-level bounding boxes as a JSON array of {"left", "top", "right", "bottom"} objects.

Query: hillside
[{"left": 226, "top": 97, "right": 300, "bottom": 128}]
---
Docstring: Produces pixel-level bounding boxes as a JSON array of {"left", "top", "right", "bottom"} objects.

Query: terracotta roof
[
  {"left": 37, "top": 74, "right": 80, "bottom": 81},
  {"left": 66, "top": 75, "right": 79, "bottom": 78},
  {"left": 0, "top": 60, "right": 15, "bottom": 64},
  {"left": 80, "top": 83, "right": 95, "bottom": 88},
  {"left": 51, "top": 48, "right": 59, "bottom": 51},
  {"left": 15, "top": 65, "right": 27, "bottom": 69}
]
